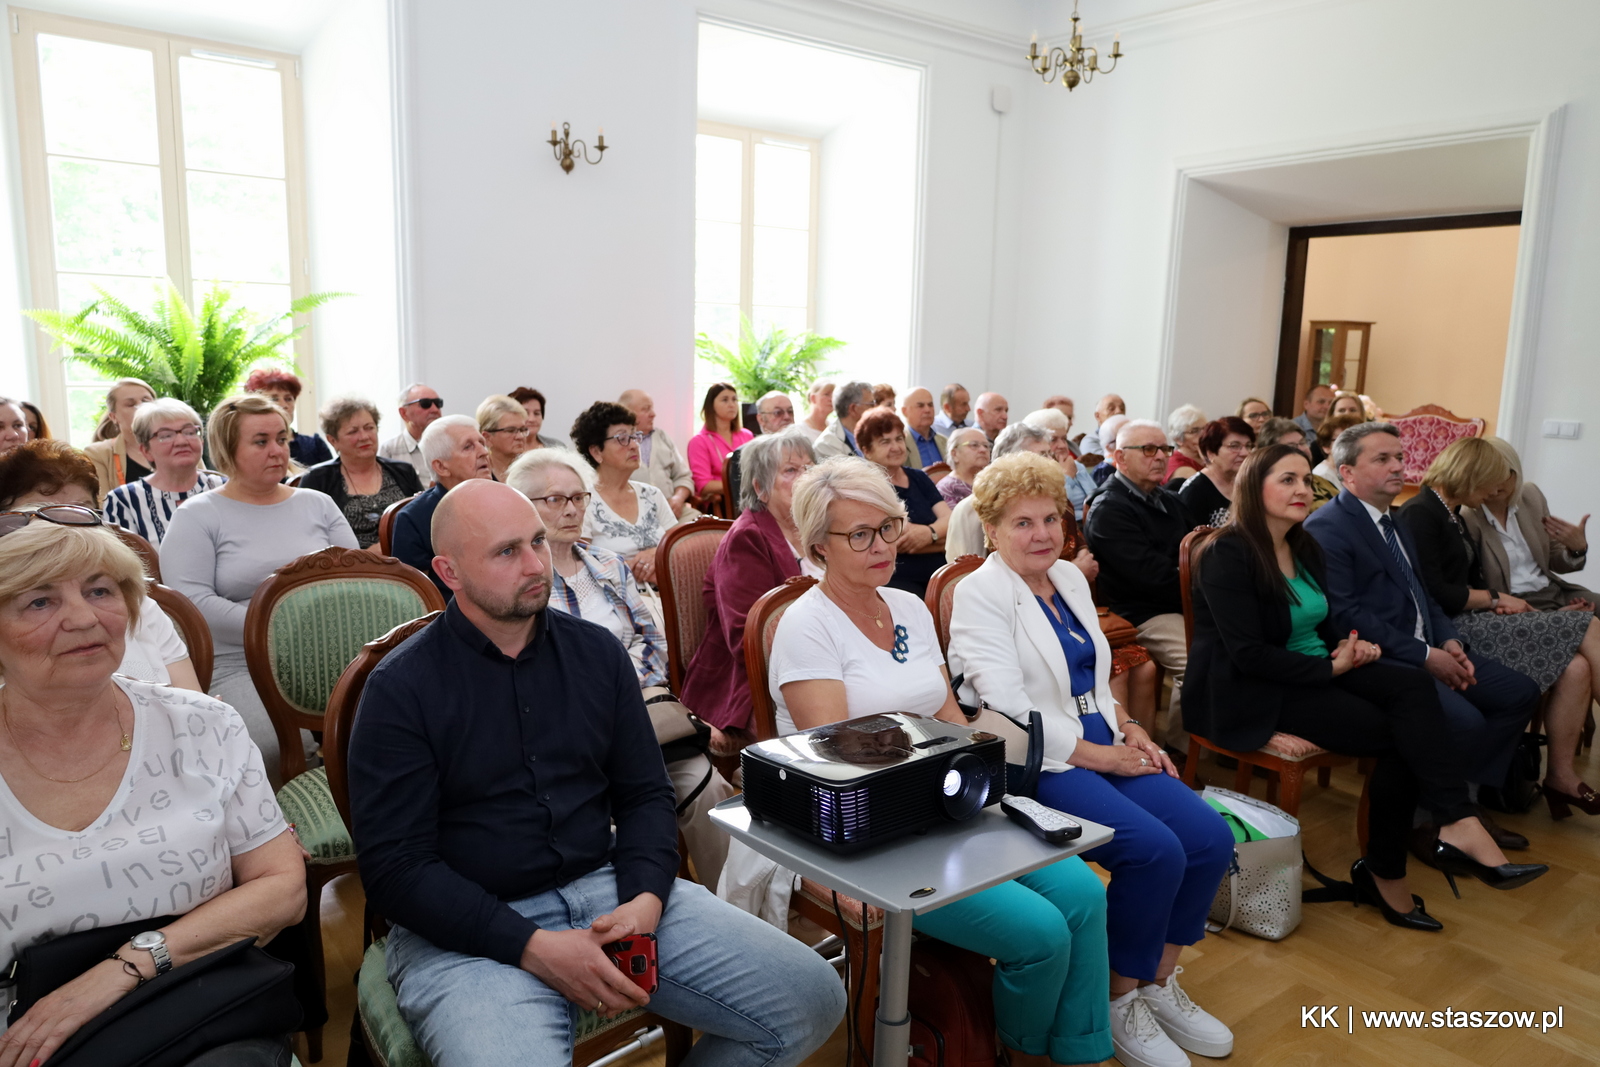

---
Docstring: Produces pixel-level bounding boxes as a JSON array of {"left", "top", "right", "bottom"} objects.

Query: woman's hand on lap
[
  {"left": 1119, "top": 723, "right": 1178, "bottom": 777},
  {"left": 0, "top": 958, "right": 139, "bottom": 1067}
]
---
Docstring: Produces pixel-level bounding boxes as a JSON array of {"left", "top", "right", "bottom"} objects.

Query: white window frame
[{"left": 9, "top": 6, "right": 312, "bottom": 435}]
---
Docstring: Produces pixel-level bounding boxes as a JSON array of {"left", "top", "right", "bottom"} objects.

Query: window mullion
[
  {"left": 155, "top": 39, "right": 192, "bottom": 305},
  {"left": 739, "top": 129, "right": 755, "bottom": 331}
]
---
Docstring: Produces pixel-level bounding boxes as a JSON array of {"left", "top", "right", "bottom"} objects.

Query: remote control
[{"left": 1001, "top": 795, "right": 1083, "bottom": 845}]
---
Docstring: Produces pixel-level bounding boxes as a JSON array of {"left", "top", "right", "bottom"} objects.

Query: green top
[{"left": 1286, "top": 567, "right": 1330, "bottom": 657}]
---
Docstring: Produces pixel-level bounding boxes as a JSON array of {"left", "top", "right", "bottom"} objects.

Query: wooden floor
[{"left": 300, "top": 740, "right": 1600, "bottom": 1067}]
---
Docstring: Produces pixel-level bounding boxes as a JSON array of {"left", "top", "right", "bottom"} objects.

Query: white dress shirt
[
  {"left": 379, "top": 428, "right": 434, "bottom": 487},
  {"left": 1481, "top": 503, "right": 1548, "bottom": 595}
]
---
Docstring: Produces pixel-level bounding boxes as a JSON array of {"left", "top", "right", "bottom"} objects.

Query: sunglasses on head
[
  {"left": 406, "top": 397, "right": 444, "bottom": 410},
  {"left": 0, "top": 504, "right": 103, "bottom": 538}
]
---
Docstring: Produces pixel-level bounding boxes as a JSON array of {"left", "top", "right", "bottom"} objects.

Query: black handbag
[
  {"left": 947, "top": 672, "right": 1044, "bottom": 799},
  {"left": 7, "top": 917, "right": 301, "bottom": 1067},
  {"left": 1479, "top": 731, "right": 1546, "bottom": 815}
]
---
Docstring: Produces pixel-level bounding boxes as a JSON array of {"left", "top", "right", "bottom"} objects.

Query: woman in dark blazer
[
  {"left": 1187, "top": 444, "right": 1545, "bottom": 929},
  {"left": 299, "top": 397, "right": 425, "bottom": 548},
  {"left": 1400, "top": 437, "right": 1597, "bottom": 817}
]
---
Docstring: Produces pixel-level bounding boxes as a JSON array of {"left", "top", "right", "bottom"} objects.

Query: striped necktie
[{"left": 1378, "top": 513, "right": 1434, "bottom": 645}]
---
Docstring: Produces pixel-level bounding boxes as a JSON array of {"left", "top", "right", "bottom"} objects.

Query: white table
[{"left": 710, "top": 797, "right": 1114, "bottom": 1067}]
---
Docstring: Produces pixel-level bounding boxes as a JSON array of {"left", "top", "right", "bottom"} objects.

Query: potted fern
[
  {"left": 25, "top": 280, "right": 346, "bottom": 417},
  {"left": 695, "top": 318, "right": 845, "bottom": 421}
]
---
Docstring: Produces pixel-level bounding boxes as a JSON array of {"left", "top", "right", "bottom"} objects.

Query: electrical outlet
[{"left": 1541, "top": 419, "right": 1582, "bottom": 440}]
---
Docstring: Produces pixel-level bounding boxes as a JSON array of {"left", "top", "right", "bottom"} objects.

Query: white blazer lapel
[{"left": 1006, "top": 564, "right": 1073, "bottom": 709}]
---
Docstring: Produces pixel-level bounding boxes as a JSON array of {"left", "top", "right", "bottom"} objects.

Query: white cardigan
[{"left": 946, "top": 553, "right": 1123, "bottom": 772}]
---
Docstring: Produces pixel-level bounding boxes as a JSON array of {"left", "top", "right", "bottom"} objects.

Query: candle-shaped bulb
[{"left": 598, "top": 126, "right": 604, "bottom": 135}]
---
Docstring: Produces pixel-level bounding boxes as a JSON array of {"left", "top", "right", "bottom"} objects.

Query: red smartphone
[{"left": 602, "top": 933, "right": 659, "bottom": 994}]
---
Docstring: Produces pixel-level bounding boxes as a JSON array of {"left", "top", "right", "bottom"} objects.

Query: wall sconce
[{"left": 549, "top": 122, "right": 607, "bottom": 173}]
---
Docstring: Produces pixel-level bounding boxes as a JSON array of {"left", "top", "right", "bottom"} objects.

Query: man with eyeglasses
[
  {"left": 392, "top": 415, "right": 494, "bottom": 598},
  {"left": 103, "top": 398, "right": 226, "bottom": 546},
  {"left": 381, "top": 383, "right": 446, "bottom": 487},
  {"left": 1084, "top": 418, "right": 1195, "bottom": 757},
  {"left": 617, "top": 390, "right": 697, "bottom": 520},
  {"left": 725, "top": 391, "right": 798, "bottom": 508},
  {"left": 900, "top": 387, "right": 947, "bottom": 470}
]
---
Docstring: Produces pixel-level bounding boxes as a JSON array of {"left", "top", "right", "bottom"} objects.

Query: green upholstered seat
[
  {"left": 358, "top": 938, "right": 652, "bottom": 1067},
  {"left": 266, "top": 579, "right": 431, "bottom": 716},
  {"left": 276, "top": 767, "right": 352, "bottom": 865}
]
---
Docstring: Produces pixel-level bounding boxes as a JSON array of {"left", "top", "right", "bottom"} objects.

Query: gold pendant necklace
[
  {"left": 2, "top": 693, "right": 130, "bottom": 784},
  {"left": 827, "top": 587, "right": 885, "bottom": 628}
]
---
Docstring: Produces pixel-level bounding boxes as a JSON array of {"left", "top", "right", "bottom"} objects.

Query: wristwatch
[
  {"left": 928, "top": 524, "right": 940, "bottom": 544},
  {"left": 130, "top": 930, "right": 172, "bottom": 976},
  {"left": 1489, "top": 590, "right": 1501, "bottom": 608}
]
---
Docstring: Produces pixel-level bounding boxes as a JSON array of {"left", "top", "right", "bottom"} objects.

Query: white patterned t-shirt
[{"left": 0, "top": 676, "right": 287, "bottom": 971}]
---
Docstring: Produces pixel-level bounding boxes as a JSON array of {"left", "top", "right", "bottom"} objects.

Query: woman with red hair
[{"left": 244, "top": 369, "right": 331, "bottom": 467}]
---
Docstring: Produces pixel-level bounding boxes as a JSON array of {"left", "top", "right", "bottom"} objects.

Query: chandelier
[{"left": 1026, "top": 1, "right": 1122, "bottom": 91}]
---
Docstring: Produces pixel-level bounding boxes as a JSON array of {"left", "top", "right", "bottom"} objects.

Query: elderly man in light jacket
[{"left": 619, "top": 388, "right": 698, "bottom": 519}]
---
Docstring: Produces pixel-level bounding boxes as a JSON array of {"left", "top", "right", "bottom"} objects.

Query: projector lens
[
  {"left": 939, "top": 753, "right": 990, "bottom": 821},
  {"left": 943, "top": 769, "right": 962, "bottom": 796}
]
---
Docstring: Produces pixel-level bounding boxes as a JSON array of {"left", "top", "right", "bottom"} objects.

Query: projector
[{"left": 741, "top": 713, "right": 1008, "bottom": 853}]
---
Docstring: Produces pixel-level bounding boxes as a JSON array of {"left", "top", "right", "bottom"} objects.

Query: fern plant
[
  {"left": 695, "top": 317, "right": 845, "bottom": 400},
  {"left": 25, "top": 281, "right": 347, "bottom": 417}
]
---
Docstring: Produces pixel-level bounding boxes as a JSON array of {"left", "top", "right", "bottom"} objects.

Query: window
[
  {"left": 11, "top": 10, "right": 309, "bottom": 444},
  {"left": 693, "top": 121, "right": 818, "bottom": 408}
]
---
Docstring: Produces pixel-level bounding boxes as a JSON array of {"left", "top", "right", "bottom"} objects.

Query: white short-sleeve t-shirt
[
  {"left": 116, "top": 597, "right": 190, "bottom": 685},
  {"left": 768, "top": 586, "right": 948, "bottom": 737},
  {"left": 0, "top": 677, "right": 288, "bottom": 972}
]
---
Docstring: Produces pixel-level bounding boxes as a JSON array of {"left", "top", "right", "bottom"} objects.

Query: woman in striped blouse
[{"left": 103, "top": 398, "right": 226, "bottom": 545}]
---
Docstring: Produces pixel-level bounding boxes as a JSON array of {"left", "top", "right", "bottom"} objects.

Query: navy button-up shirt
[{"left": 349, "top": 601, "right": 679, "bottom": 965}]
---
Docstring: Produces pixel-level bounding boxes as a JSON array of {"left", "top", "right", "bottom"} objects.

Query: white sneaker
[
  {"left": 1139, "top": 967, "right": 1234, "bottom": 1057},
  {"left": 1110, "top": 988, "right": 1190, "bottom": 1067}
]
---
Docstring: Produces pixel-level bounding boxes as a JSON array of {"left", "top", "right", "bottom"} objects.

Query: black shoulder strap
[{"left": 1301, "top": 852, "right": 1357, "bottom": 904}]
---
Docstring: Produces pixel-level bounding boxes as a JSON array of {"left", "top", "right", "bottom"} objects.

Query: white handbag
[{"left": 1203, "top": 786, "right": 1303, "bottom": 941}]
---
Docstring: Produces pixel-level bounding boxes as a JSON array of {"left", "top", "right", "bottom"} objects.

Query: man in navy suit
[{"left": 1304, "top": 422, "right": 1539, "bottom": 847}]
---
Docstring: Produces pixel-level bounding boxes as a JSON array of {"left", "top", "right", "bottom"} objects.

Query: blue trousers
[
  {"left": 1428, "top": 651, "right": 1539, "bottom": 785},
  {"left": 1036, "top": 722, "right": 1233, "bottom": 981},
  {"left": 912, "top": 857, "right": 1111, "bottom": 1065}
]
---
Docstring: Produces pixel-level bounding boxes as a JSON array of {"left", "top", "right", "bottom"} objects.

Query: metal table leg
[{"left": 873, "top": 910, "right": 915, "bottom": 1067}]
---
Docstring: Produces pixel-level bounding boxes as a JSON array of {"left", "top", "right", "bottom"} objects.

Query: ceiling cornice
[
  {"left": 708, "top": 0, "right": 1027, "bottom": 66},
  {"left": 1039, "top": 0, "right": 1342, "bottom": 48}
]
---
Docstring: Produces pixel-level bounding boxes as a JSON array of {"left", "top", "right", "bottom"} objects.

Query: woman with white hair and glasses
[
  {"left": 1023, "top": 408, "right": 1098, "bottom": 520},
  {"left": 768, "top": 456, "right": 1114, "bottom": 1067},
  {"left": 103, "top": 398, "right": 226, "bottom": 546},
  {"left": 1163, "top": 404, "right": 1207, "bottom": 485}
]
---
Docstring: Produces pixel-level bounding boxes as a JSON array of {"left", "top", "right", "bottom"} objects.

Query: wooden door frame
[{"left": 1271, "top": 210, "right": 1522, "bottom": 414}]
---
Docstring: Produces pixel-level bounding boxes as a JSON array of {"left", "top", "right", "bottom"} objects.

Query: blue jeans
[
  {"left": 912, "top": 858, "right": 1111, "bottom": 1065},
  {"left": 387, "top": 867, "right": 846, "bottom": 1066}
]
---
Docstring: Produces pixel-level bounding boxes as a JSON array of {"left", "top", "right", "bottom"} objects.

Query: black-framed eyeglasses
[
  {"left": 759, "top": 406, "right": 795, "bottom": 419},
  {"left": 827, "top": 517, "right": 904, "bottom": 552},
  {"left": 532, "top": 492, "right": 591, "bottom": 511},
  {"left": 1123, "top": 444, "right": 1176, "bottom": 458},
  {"left": 607, "top": 431, "right": 647, "bottom": 447},
  {"left": 149, "top": 425, "right": 202, "bottom": 445},
  {"left": 0, "top": 504, "right": 103, "bottom": 538},
  {"left": 404, "top": 397, "right": 444, "bottom": 410}
]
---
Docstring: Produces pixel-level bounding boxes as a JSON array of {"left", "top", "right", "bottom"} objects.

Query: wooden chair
[
  {"left": 722, "top": 449, "right": 743, "bottom": 520},
  {"left": 655, "top": 517, "right": 734, "bottom": 692},
  {"left": 322, "top": 616, "right": 693, "bottom": 1067},
  {"left": 925, "top": 555, "right": 984, "bottom": 655},
  {"left": 922, "top": 460, "right": 951, "bottom": 480},
  {"left": 744, "top": 576, "right": 881, "bottom": 1056},
  {"left": 113, "top": 525, "right": 161, "bottom": 582},
  {"left": 376, "top": 494, "right": 416, "bottom": 556},
  {"left": 148, "top": 582, "right": 213, "bottom": 692},
  {"left": 243, "top": 547, "right": 446, "bottom": 1061},
  {"left": 1389, "top": 404, "right": 1485, "bottom": 487},
  {"left": 1176, "top": 529, "right": 1368, "bottom": 845}
]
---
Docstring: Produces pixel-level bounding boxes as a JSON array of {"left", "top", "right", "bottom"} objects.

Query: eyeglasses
[
  {"left": 1244, "top": 411, "right": 1270, "bottom": 423},
  {"left": 149, "top": 425, "right": 202, "bottom": 445},
  {"left": 404, "top": 397, "right": 444, "bottom": 410},
  {"left": 607, "top": 431, "right": 647, "bottom": 447},
  {"left": 827, "top": 517, "right": 904, "bottom": 552},
  {"left": 0, "top": 504, "right": 103, "bottom": 538},
  {"left": 484, "top": 425, "right": 531, "bottom": 437},
  {"left": 759, "top": 406, "right": 794, "bottom": 418},
  {"left": 532, "top": 492, "right": 591, "bottom": 511},
  {"left": 1219, "top": 441, "right": 1253, "bottom": 453},
  {"left": 1122, "top": 444, "right": 1176, "bottom": 458}
]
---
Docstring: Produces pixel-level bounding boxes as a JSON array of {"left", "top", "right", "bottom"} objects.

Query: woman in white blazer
[{"left": 947, "top": 453, "right": 1236, "bottom": 1067}]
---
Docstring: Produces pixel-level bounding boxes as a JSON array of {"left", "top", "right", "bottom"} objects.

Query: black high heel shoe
[
  {"left": 1350, "top": 859, "right": 1443, "bottom": 932},
  {"left": 1430, "top": 841, "right": 1549, "bottom": 898}
]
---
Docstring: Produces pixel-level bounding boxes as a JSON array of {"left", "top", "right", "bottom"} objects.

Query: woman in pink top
[{"left": 687, "top": 381, "right": 754, "bottom": 498}]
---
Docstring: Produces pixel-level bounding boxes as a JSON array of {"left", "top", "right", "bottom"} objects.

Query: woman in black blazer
[
  {"left": 1187, "top": 444, "right": 1545, "bottom": 929},
  {"left": 1400, "top": 437, "right": 1597, "bottom": 818},
  {"left": 299, "top": 397, "right": 425, "bottom": 548}
]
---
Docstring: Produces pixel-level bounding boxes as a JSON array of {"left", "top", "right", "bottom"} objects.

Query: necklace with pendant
[
  {"left": 2, "top": 692, "right": 131, "bottom": 784},
  {"left": 828, "top": 588, "right": 885, "bottom": 628}
]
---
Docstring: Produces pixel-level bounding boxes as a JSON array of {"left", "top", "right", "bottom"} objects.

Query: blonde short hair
[
  {"left": 0, "top": 524, "right": 146, "bottom": 678},
  {"left": 1423, "top": 437, "right": 1510, "bottom": 499},
  {"left": 972, "top": 451, "right": 1069, "bottom": 532},
  {"left": 792, "top": 456, "right": 907, "bottom": 565},
  {"left": 207, "top": 394, "right": 290, "bottom": 478},
  {"left": 476, "top": 395, "right": 525, "bottom": 434},
  {"left": 1480, "top": 436, "right": 1523, "bottom": 499},
  {"left": 505, "top": 447, "right": 594, "bottom": 497}
]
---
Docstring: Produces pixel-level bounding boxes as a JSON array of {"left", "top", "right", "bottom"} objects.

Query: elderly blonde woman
[
  {"left": 83, "top": 377, "right": 156, "bottom": 505},
  {"left": 947, "top": 452, "right": 1235, "bottom": 1067},
  {"left": 769, "top": 456, "right": 1113, "bottom": 1067},
  {"left": 1399, "top": 438, "right": 1598, "bottom": 817},
  {"left": 160, "top": 394, "right": 358, "bottom": 783},
  {"left": 476, "top": 394, "right": 533, "bottom": 482},
  {"left": 506, "top": 447, "right": 736, "bottom": 888},
  {"left": 1330, "top": 391, "right": 1367, "bottom": 421},
  {"left": 0, "top": 517, "right": 304, "bottom": 1067},
  {"left": 1022, "top": 408, "right": 1098, "bottom": 520},
  {"left": 301, "top": 396, "right": 425, "bottom": 548},
  {"left": 936, "top": 426, "right": 991, "bottom": 507},
  {"left": 103, "top": 398, "right": 226, "bottom": 546},
  {"left": 1163, "top": 404, "right": 1207, "bottom": 484}
]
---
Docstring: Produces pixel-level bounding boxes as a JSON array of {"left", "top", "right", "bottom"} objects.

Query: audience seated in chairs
[
  {"left": 83, "top": 377, "right": 156, "bottom": 505},
  {"left": 901, "top": 387, "right": 947, "bottom": 470},
  {"left": 855, "top": 407, "right": 951, "bottom": 600},
  {"left": 379, "top": 383, "right": 444, "bottom": 487},
  {"left": 973, "top": 392, "right": 1009, "bottom": 444},
  {"left": 572, "top": 400, "right": 681, "bottom": 587},
  {"left": 509, "top": 385, "right": 569, "bottom": 450},
  {"left": 1023, "top": 407, "right": 1098, "bottom": 520},
  {"left": 1085, "top": 419, "right": 1195, "bottom": 756},
  {"left": 932, "top": 382, "right": 973, "bottom": 439},
  {"left": 0, "top": 439, "right": 203, "bottom": 691},
  {"left": 506, "top": 447, "right": 738, "bottom": 888},
  {"left": 103, "top": 398, "right": 226, "bottom": 546},
  {"left": 813, "top": 380, "right": 873, "bottom": 461},
  {"left": 1163, "top": 405, "right": 1207, "bottom": 485},
  {"left": 1399, "top": 438, "right": 1599, "bottom": 819},
  {"left": 0, "top": 396, "right": 29, "bottom": 455},
  {"left": 1293, "top": 384, "right": 1337, "bottom": 462},
  {"left": 247, "top": 368, "right": 333, "bottom": 469},
  {"left": 1176, "top": 417, "right": 1256, "bottom": 528},
  {"left": 1330, "top": 391, "right": 1368, "bottom": 421},
  {"left": 346, "top": 479, "right": 844, "bottom": 1066},
  {"left": 1303, "top": 422, "right": 1542, "bottom": 852},
  {"left": 477, "top": 394, "right": 535, "bottom": 482},
  {"left": 391, "top": 414, "right": 494, "bottom": 598},
  {"left": 937, "top": 426, "right": 991, "bottom": 508},
  {"left": 301, "top": 396, "right": 425, "bottom": 549},
  {"left": 680, "top": 433, "right": 818, "bottom": 745},
  {"left": 1077, "top": 393, "right": 1126, "bottom": 458},
  {"left": 0, "top": 518, "right": 305, "bottom": 1067},
  {"left": 618, "top": 389, "right": 697, "bottom": 519},
  {"left": 795, "top": 377, "right": 836, "bottom": 443},
  {"left": 770, "top": 457, "right": 1114, "bottom": 1067},
  {"left": 945, "top": 422, "right": 1051, "bottom": 563},
  {"left": 1312, "top": 412, "right": 1364, "bottom": 484},
  {"left": 1256, "top": 417, "right": 1337, "bottom": 511},
  {"left": 159, "top": 394, "right": 359, "bottom": 783},
  {"left": 947, "top": 451, "right": 1235, "bottom": 1067},
  {"left": 687, "top": 382, "right": 752, "bottom": 503},
  {"left": 1186, "top": 444, "right": 1547, "bottom": 934}
]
